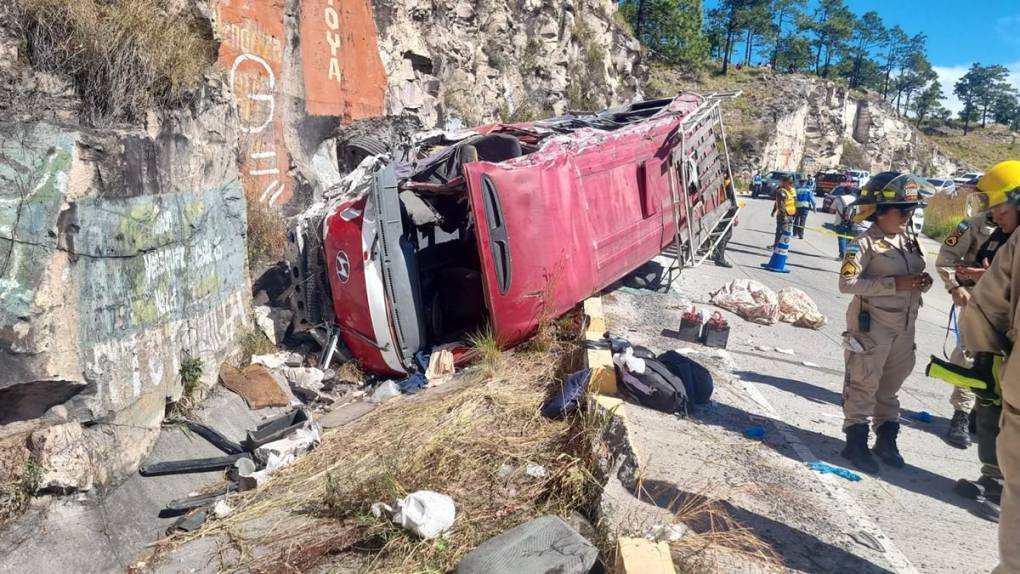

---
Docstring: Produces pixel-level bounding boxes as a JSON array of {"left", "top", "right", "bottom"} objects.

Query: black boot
[
  {"left": 968, "top": 409, "right": 977, "bottom": 434},
  {"left": 955, "top": 476, "right": 1003, "bottom": 504},
  {"left": 872, "top": 421, "right": 905, "bottom": 468},
  {"left": 841, "top": 424, "right": 879, "bottom": 474},
  {"left": 947, "top": 410, "right": 972, "bottom": 448}
]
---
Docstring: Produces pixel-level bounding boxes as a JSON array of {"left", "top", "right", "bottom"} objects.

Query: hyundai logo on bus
[{"left": 335, "top": 250, "right": 350, "bottom": 283}]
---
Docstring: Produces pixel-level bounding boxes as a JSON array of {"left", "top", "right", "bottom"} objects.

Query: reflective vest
[
  {"left": 778, "top": 187, "right": 796, "bottom": 216},
  {"left": 795, "top": 188, "right": 814, "bottom": 209}
]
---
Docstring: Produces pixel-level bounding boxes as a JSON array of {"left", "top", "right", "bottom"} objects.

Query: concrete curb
[{"left": 582, "top": 295, "right": 674, "bottom": 573}]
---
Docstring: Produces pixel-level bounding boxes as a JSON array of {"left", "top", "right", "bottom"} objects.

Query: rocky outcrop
[
  {"left": 373, "top": 0, "right": 644, "bottom": 129},
  {"left": 727, "top": 73, "right": 963, "bottom": 177}
]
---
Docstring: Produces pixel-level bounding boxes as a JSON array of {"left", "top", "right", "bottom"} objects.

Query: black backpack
[
  {"left": 657, "top": 350, "right": 714, "bottom": 405},
  {"left": 618, "top": 357, "right": 689, "bottom": 415}
]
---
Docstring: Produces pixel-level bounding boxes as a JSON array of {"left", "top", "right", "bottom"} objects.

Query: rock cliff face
[
  {"left": 373, "top": 0, "right": 644, "bottom": 129},
  {"left": 737, "top": 74, "right": 962, "bottom": 176},
  {"left": 0, "top": 19, "right": 250, "bottom": 486}
]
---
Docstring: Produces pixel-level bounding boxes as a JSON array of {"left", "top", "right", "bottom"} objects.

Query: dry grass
[
  {"left": 245, "top": 199, "right": 288, "bottom": 267},
  {"left": 155, "top": 311, "right": 607, "bottom": 573},
  {"left": 926, "top": 126, "right": 1018, "bottom": 172},
  {"left": 12, "top": 0, "right": 216, "bottom": 126},
  {"left": 237, "top": 328, "right": 277, "bottom": 366},
  {"left": 922, "top": 192, "right": 969, "bottom": 241},
  {"left": 629, "top": 480, "right": 779, "bottom": 573}
]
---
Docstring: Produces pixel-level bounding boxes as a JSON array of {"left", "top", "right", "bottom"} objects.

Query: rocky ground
[{"left": 600, "top": 196, "right": 998, "bottom": 573}]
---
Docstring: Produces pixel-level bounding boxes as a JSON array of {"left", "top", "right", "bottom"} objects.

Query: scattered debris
[
  {"left": 710, "top": 279, "right": 780, "bottom": 325},
  {"left": 806, "top": 461, "right": 862, "bottom": 482},
  {"left": 243, "top": 410, "right": 311, "bottom": 451},
  {"left": 540, "top": 368, "right": 590, "bottom": 419},
  {"left": 371, "top": 490, "right": 456, "bottom": 539},
  {"left": 678, "top": 306, "right": 704, "bottom": 343},
  {"left": 456, "top": 515, "right": 597, "bottom": 574},
  {"left": 368, "top": 380, "right": 402, "bottom": 404},
  {"left": 425, "top": 348, "right": 456, "bottom": 385},
  {"left": 615, "top": 537, "right": 675, "bottom": 574},
  {"left": 212, "top": 499, "right": 233, "bottom": 519},
  {"left": 178, "top": 419, "right": 244, "bottom": 455},
  {"left": 219, "top": 364, "right": 290, "bottom": 409},
  {"left": 167, "top": 508, "right": 209, "bottom": 534},
  {"left": 910, "top": 411, "right": 934, "bottom": 424},
  {"left": 777, "top": 287, "right": 827, "bottom": 329},
  {"left": 166, "top": 486, "right": 235, "bottom": 514},
  {"left": 253, "top": 305, "right": 293, "bottom": 345},
  {"left": 139, "top": 454, "right": 251, "bottom": 477},
  {"left": 702, "top": 311, "right": 730, "bottom": 348},
  {"left": 802, "top": 361, "right": 821, "bottom": 368},
  {"left": 754, "top": 345, "right": 773, "bottom": 352},
  {"left": 641, "top": 523, "right": 690, "bottom": 542},
  {"left": 234, "top": 458, "right": 258, "bottom": 491},
  {"left": 774, "top": 347, "right": 795, "bottom": 355},
  {"left": 251, "top": 352, "right": 304, "bottom": 370},
  {"left": 280, "top": 366, "right": 330, "bottom": 404},
  {"left": 743, "top": 425, "right": 767, "bottom": 439}
]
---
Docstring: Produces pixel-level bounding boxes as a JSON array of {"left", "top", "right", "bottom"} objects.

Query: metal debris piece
[
  {"left": 166, "top": 484, "right": 237, "bottom": 513},
  {"left": 181, "top": 420, "right": 244, "bottom": 455},
  {"left": 139, "top": 454, "right": 251, "bottom": 477}
]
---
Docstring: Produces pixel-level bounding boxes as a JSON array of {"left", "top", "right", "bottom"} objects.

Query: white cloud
[{"left": 934, "top": 61, "right": 1020, "bottom": 114}]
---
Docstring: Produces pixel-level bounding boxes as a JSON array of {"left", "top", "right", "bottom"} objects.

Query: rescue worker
[
  {"left": 770, "top": 177, "right": 796, "bottom": 250},
  {"left": 833, "top": 189, "right": 857, "bottom": 260},
  {"left": 960, "top": 160, "right": 1020, "bottom": 571},
  {"left": 793, "top": 181, "right": 816, "bottom": 239},
  {"left": 714, "top": 176, "right": 739, "bottom": 268},
  {"left": 838, "top": 172, "right": 933, "bottom": 474},
  {"left": 935, "top": 202, "right": 999, "bottom": 449},
  {"left": 751, "top": 172, "right": 763, "bottom": 196}
]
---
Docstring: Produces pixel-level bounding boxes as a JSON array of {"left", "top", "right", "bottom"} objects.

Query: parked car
[
  {"left": 815, "top": 170, "right": 854, "bottom": 196},
  {"left": 954, "top": 172, "right": 982, "bottom": 195},
  {"left": 844, "top": 169, "right": 870, "bottom": 188},
  {"left": 925, "top": 178, "right": 956, "bottom": 196},
  {"left": 753, "top": 170, "right": 802, "bottom": 199},
  {"left": 288, "top": 95, "right": 738, "bottom": 375},
  {"left": 953, "top": 172, "right": 983, "bottom": 185}
]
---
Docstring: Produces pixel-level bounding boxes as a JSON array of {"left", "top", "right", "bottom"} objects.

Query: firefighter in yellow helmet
[
  {"left": 961, "top": 160, "right": 1020, "bottom": 567},
  {"left": 936, "top": 199, "right": 1000, "bottom": 449},
  {"left": 838, "top": 172, "right": 934, "bottom": 474},
  {"left": 933, "top": 164, "right": 1020, "bottom": 524}
]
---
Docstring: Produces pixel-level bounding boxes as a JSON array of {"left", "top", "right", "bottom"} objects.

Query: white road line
[{"left": 736, "top": 378, "right": 920, "bottom": 574}]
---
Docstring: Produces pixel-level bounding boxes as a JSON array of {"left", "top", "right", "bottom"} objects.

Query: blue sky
[{"left": 701, "top": 0, "right": 1020, "bottom": 112}]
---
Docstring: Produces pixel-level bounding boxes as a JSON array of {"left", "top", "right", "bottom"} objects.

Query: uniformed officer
[
  {"left": 936, "top": 212, "right": 997, "bottom": 448},
  {"left": 838, "top": 172, "right": 934, "bottom": 474},
  {"left": 960, "top": 159, "right": 1020, "bottom": 572},
  {"left": 770, "top": 177, "right": 797, "bottom": 249}
]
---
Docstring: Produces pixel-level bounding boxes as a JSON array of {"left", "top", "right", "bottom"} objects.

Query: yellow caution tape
[{"left": 804, "top": 226, "right": 939, "bottom": 257}]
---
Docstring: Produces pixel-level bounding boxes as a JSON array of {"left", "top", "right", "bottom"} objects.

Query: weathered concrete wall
[{"left": 0, "top": 97, "right": 250, "bottom": 481}]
